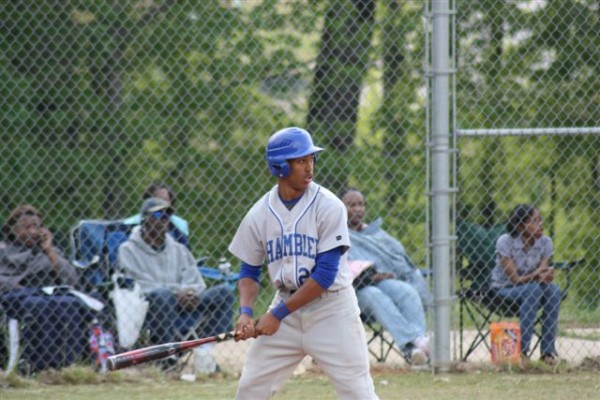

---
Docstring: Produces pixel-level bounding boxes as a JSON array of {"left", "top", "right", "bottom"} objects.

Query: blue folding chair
[
  {"left": 198, "top": 258, "right": 240, "bottom": 291},
  {"left": 70, "top": 219, "right": 239, "bottom": 350},
  {"left": 70, "top": 220, "right": 239, "bottom": 290},
  {"left": 70, "top": 220, "right": 131, "bottom": 291}
]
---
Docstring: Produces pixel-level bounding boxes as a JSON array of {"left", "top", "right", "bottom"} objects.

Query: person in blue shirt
[{"left": 341, "top": 188, "right": 432, "bottom": 365}]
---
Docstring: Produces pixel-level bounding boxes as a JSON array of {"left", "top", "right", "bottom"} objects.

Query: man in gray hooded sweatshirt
[{"left": 117, "top": 197, "right": 234, "bottom": 345}]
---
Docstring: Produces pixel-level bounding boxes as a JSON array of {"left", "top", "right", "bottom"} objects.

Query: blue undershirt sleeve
[
  {"left": 239, "top": 262, "right": 262, "bottom": 283},
  {"left": 311, "top": 247, "right": 342, "bottom": 289}
]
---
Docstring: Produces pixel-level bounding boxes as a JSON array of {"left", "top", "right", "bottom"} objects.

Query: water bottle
[
  {"left": 193, "top": 345, "right": 217, "bottom": 374},
  {"left": 89, "top": 319, "right": 115, "bottom": 374},
  {"left": 218, "top": 257, "right": 232, "bottom": 276}
]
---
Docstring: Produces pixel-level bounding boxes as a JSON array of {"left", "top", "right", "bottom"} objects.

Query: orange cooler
[{"left": 490, "top": 322, "right": 521, "bottom": 364}]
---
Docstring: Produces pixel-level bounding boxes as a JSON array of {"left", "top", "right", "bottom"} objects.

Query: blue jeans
[
  {"left": 356, "top": 279, "right": 426, "bottom": 349},
  {"left": 0, "top": 288, "right": 94, "bottom": 372},
  {"left": 144, "top": 283, "right": 234, "bottom": 344},
  {"left": 496, "top": 283, "right": 561, "bottom": 356},
  {"left": 406, "top": 269, "right": 434, "bottom": 311}
]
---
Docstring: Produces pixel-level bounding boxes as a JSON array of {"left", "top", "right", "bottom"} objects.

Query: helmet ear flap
[{"left": 268, "top": 161, "right": 290, "bottom": 178}]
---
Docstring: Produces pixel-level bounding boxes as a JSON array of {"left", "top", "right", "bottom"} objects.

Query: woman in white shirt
[{"left": 491, "top": 204, "right": 561, "bottom": 365}]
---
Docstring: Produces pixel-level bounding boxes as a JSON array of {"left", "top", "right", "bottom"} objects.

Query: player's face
[
  {"left": 342, "top": 190, "right": 365, "bottom": 230},
  {"left": 281, "top": 154, "right": 315, "bottom": 195}
]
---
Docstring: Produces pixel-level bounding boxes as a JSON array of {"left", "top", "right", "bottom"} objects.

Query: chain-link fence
[
  {"left": 0, "top": 0, "right": 598, "bottom": 376},
  {"left": 453, "top": 0, "right": 600, "bottom": 365}
]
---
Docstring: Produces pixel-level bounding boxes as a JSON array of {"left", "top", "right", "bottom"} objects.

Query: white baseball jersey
[
  {"left": 230, "top": 181, "right": 378, "bottom": 399},
  {"left": 229, "top": 181, "right": 353, "bottom": 291}
]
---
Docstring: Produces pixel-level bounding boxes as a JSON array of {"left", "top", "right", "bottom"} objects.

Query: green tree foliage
[
  {"left": 1, "top": 1, "right": 315, "bottom": 257},
  {"left": 1, "top": 1, "right": 597, "bottom": 314},
  {"left": 370, "top": 0, "right": 426, "bottom": 240},
  {"left": 456, "top": 0, "right": 600, "bottom": 308}
]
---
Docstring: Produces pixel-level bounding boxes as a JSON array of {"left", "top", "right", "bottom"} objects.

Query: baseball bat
[{"left": 107, "top": 331, "right": 235, "bottom": 371}]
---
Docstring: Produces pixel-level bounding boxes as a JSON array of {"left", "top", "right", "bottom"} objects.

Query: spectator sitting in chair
[
  {"left": 117, "top": 197, "right": 234, "bottom": 363},
  {"left": 491, "top": 204, "right": 561, "bottom": 366},
  {"left": 0, "top": 205, "right": 95, "bottom": 372},
  {"left": 122, "top": 182, "right": 190, "bottom": 248},
  {"left": 341, "top": 189, "right": 431, "bottom": 366}
]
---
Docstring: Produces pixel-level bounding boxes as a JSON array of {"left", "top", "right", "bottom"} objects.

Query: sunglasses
[{"left": 149, "top": 210, "right": 171, "bottom": 220}]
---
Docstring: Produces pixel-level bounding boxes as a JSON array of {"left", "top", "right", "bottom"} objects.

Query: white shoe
[
  {"left": 414, "top": 335, "right": 431, "bottom": 358},
  {"left": 410, "top": 348, "right": 428, "bottom": 366}
]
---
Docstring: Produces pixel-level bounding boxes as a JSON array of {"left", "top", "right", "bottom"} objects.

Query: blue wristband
[
  {"left": 271, "top": 301, "right": 291, "bottom": 321},
  {"left": 239, "top": 306, "right": 253, "bottom": 317}
]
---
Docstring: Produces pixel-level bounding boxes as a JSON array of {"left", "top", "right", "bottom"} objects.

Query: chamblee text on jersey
[{"left": 266, "top": 233, "right": 319, "bottom": 263}]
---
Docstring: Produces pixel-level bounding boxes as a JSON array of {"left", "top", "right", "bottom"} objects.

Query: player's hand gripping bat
[{"left": 107, "top": 331, "right": 235, "bottom": 371}]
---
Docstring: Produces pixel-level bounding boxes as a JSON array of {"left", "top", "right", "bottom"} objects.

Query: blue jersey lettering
[
  {"left": 283, "top": 235, "right": 293, "bottom": 257},
  {"left": 266, "top": 234, "right": 319, "bottom": 263}
]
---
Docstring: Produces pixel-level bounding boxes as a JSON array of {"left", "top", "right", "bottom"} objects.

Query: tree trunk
[
  {"left": 95, "top": 3, "right": 173, "bottom": 218},
  {"left": 307, "top": 0, "right": 376, "bottom": 192},
  {"left": 96, "top": 17, "right": 129, "bottom": 219},
  {"left": 477, "top": 0, "right": 505, "bottom": 225},
  {"left": 381, "top": 0, "right": 406, "bottom": 209}
]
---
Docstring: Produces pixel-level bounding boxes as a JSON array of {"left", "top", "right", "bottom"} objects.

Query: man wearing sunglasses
[
  {"left": 117, "top": 197, "right": 234, "bottom": 365},
  {"left": 122, "top": 182, "right": 190, "bottom": 249}
]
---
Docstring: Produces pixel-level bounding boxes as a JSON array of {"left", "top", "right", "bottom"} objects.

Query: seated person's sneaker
[
  {"left": 520, "top": 352, "right": 531, "bottom": 368},
  {"left": 414, "top": 335, "right": 431, "bottom": 358},
  {"left": 410, "top": 347, "right": 428, "bottom": 366},
  {"left": 541, "top": 353, "right": 560, "bottom": 366},
  {"left": 402, "top": 342, "right": 428, "bottom": 366}
]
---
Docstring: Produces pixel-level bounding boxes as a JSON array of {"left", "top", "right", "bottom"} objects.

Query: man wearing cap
[{"left": 117, "top": 197, "right": 234, "bottom": 349}]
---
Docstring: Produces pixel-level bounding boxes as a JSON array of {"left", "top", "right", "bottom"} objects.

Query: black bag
[{"left": 352, "top": 265, "right": 378, "bottom": 291}]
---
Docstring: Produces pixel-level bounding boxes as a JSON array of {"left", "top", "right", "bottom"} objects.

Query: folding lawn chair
[
  {"left": 456, "top": 220, "right": 582, "bottom": 361},
  {"left": 69, "top": 219, "right": 239, "bottom": 351},
  {"left": 362, "top": 315, "right": 401, "bottom": 363},
  {"left": 0, "top": 311, "right": 20, "bottom": 376}
]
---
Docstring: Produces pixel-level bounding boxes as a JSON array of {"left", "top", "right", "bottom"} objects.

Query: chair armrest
[
  {"left": 420, "top": 268, "right": 433, "bottom": 278},
  {"left": 197, "top": 266, "right": 240, "bottom": 282},
  {"left": 196, "top": 256, "right": 209, "bottom": 267},
  {"left": 551, "top": 259, "right": 583, "bottom": 301},
  {"left": 71, "top": 254, "right": 101, "bottom": 269},
  {"left": 551, "top": 259, "right": 584, "bottom": 271}
]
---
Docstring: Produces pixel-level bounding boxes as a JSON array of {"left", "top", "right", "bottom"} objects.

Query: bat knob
[{"left": 107, "top": 356, "right": 118, "bottom": 371}]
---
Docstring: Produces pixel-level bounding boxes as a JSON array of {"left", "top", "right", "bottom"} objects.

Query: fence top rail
[{"left": 456, "top": 127, "right": 600, "bottom": 137}]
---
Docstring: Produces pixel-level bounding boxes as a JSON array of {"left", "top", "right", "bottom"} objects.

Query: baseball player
[{"left": 229, "top": 127, "right": 378, "bottom": 399}]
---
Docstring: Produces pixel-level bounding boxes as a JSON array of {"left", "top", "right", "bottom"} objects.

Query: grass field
[{"left": 2, "top": 361, "right": 599, "bottom": 400}]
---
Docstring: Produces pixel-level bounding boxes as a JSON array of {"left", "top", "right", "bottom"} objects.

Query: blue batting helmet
[{"left": 266, "top": 127, "right": 324, "bottom": 178}]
